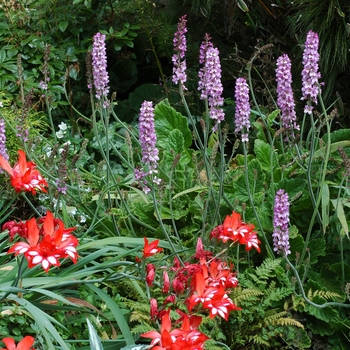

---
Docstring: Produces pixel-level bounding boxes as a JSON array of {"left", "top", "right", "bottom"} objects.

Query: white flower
[
  {"left": 80, "top": 215, "right": 87, "bottom": 223},
  {"left": 56, "top": 130, "right": 65, "bottom": 139},
  {"left": 66, "top": 206, "right": 77, "bottom": 216},
  {"left": 0, "top": 102, "right": 3, "bottom": 107},
  {"left": 58, "top": 122, "right": 68, "bottom": 131}
]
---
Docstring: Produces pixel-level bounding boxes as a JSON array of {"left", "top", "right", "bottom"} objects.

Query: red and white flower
[
  {"left": 7, "top": 211, "right": 78, "bottom": 273},
  {"left": 0, "top": 150, "right": 48, "bottom": 194}
]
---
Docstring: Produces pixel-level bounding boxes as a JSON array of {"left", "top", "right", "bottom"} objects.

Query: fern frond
[
  {"left": 264, "top": 310, "right": 287, "bottom": 324},
  {"left": 254, "top": 258, "right": 282, "bottom": 280},
  {"left": 231, "top": 287, "right": 264, "bottom": 304},
  {"left": 249, "top": 334, "right": 271, "bottom": 347},
  {"left": 274, "top": 317, "right": 304, "bottom": 328},
  {"left": 130, "top": 323, "right": 154, "bottom": 336},
  {"left": 311, "top": 289, "right": 342, "bottom": 301}
]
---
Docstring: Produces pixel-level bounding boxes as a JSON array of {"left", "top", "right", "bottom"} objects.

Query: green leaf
[
  {"left": 308, "top": 238, "right": 326, "bottom": 264},
  {"left": 87, "top": 285, "right": 134, "bottom": 345},
  {"left": 254, "top": 139, "right": 276, "bottom": 171},
  {"left": 267, "top": 109, "right": 280, "bottom": 128},
  {"left": 165, "top": 129, "right": 184, "bottom": 154},
  {"left": 233, "top": 159, "right": 265, "bottom": 202},
  {"left": 331, "top": 199, "right": 349, "bottom": 236},
  {"left": 59, "top": 20, "right": 69, "bottom": 32},
  {"left": 154, "top": 100, "right": 192, "bottom": 148},
  {"left": 9, "top": 294, "right": 70, "bottom": 350},
  {"left": 120, "top": 345, "right": 152, "bottom": 350},
  {"left": 87, "top": 318, "right": 104, "bottom": 350}
]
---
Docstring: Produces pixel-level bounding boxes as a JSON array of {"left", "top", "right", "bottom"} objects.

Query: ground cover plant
[{"left": 0, "top": 2, "right": 350, "bottom": 350}]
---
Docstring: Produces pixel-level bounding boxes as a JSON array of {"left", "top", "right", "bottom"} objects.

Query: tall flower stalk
[
  {"left": 172, "top": 15, "right": 187, "bottom": 90},
  {"left": 272, "top": 189, "right": 291, "bottom": 256},
  {"left": 92, "top": 32, "right": 110, "bottom": 103},
  {"left": 135, "top": 101, "right": 160, "bottom": 194},
  {"left": 198, "top": 34, "right": 225, "bottom": 131},
  {"left": 234, "top": 77, "right": 250, "bottom": 142},
  {"left": 301, "top": 30, "right": 321, "bottom": 115},
  {"left": 276, "top": 54, "right": 299, "bottom": 135}
]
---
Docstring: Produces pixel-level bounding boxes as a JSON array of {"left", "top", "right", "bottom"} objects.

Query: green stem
[
  {"left": 243, "top": 143, "right": 274, "bottom": 258},
  {"left": 285, "top": 255, "right": 350, "bottom": 308}
]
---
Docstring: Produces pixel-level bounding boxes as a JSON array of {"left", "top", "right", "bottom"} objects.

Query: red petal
[
  {"left": 17, "top": 336, "right": 35, "bottom": 350},
  {"left": 0, "top": 155, "right": 14, "bottom": 176},
  {"left": 26, "top": 218, "right": 39, "bottom": 246},
  {"left": 43, "top": 211, "right": 54, "bottom": 237},
  {"left": 17, "top": 150, "right": 28, "bottom": 175},
  {"left": 1, "top": 337, "right": 16, "bottom": 350}
]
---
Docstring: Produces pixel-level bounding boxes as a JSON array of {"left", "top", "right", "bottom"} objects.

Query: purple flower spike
[
  {"left": 301, "top": 30, "right": 321, "bottom": 114},
  {"left": 172, "top": 15, "right": 188, "bottom": 89},
  {"left": 273, "top": 189, "right": 291, "bottom": 256},
  {"left": 0, "top": 118, "right": 8, "bottom": 173},
  {"left": 276, "top": 54, "right": 299, "bottom": 132},
  {"left": 198, "top": 34, "right": 224, "bottom": 130},
  {"left": 234, "top": 77, "right": 250, "bottom": 142},
  {"left": 135, "top": 101, "right": 161, "bottom": 194},
  {"left": 92, "top": 32, "right": 110, "bottom": 100}
]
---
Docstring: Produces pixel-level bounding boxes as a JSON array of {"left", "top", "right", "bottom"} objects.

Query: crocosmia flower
[
  {"left": 0, "top": 150, "right": 48, "bottom": 194},
  {"left": 1, "top": 336, "right": 35, "bottom": 350},
  {"left": 142, "top": 237, "right": 162, "bottom": 258},
  {"left": 7, "top": 211, "right": 78, "bottom": 273},
  {"left": 216, "top": 211, "right": 261, "bottom": 252}
]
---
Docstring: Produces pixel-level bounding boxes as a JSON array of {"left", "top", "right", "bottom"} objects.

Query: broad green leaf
[
  {"left": 154, "top": 100, "right": 192, "bottom": 148},
  {"left": 233, "top": 158, "right": 265, "bottom": 202},
  {"left": 165, "top": 129, "right": 184, "bottom": 154},
  {"left": 308, "top": 238, "right": 326, "bottom": 264},
  {"left": 59, "top": 20, "right": 69, "bottom": 32},
  {"left": 313, "top": 141, "right": 350, "bottom": 158},
  {"left": 254, "top": 139, "right": 276, "bottom": 171}
]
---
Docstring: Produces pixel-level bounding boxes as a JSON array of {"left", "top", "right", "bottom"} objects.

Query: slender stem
[
  {"left": 243, "top": 142, "right": 274, "bottom": 258},
  {"left": 285, "top": 255, "right": 350, "bottom": 308}
]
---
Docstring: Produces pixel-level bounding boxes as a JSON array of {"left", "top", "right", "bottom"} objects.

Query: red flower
[
  {"left": 146, "top": 263, "right": 156, "bottom": 286},
  {"left": 187, "top": 270, "right": 218, "bottom": 312},
  {"left": 214, "top": 211, "right": 261, "bottom": 252},
  {"left": 1, "top": 336, "right": 35, "bottom": 350},
  {"left": 0, "top": 150, "right": 48, "bottom": 194},
  {"left": 2, "top": 221, "right": 28, "bottom": 241},
  {"left": 203, "top": 287, "right": 241, "bottom": 320},
  {"left": 150, "top": 298, "right": 158, "bottom": 320},
  {"left": 141, "top": 310, "right": 208, "bottom": 350},
  {"left": 142, "top": 237, "right": 162, "bottom": 258},
  {"left": 162, "top": 271, "right": 170, "bottom": 294},
  {"left": 8, "top": 211, "right": 78, "bottom": 273}
]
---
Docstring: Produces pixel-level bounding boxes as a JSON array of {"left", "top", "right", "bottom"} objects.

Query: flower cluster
[
  {"left": 0, "top": 150, "right": 48, "bottom": 195},
  {"left": 135, "top": 101, "right": 161, "bottom": 194},
  {"left": 172, "top": 15, "right": 188, "bottom": 89},
  {"left": 272, "top": 189, "right": 290, "bottom": 256},
  {"left": 92, "top": 32, "right": 110, "bottom": 101},
  {"left": 5, "top": 211, "right": 78, "bottom": 273},
  {"left": 210, "top": 211, "right": 261, "bottom": 252},
  {"left": 276, "top": 54, "right": 299, "bottom": 132},
  {"left": 234, "top": 77, "right": 251, "bottom": 142},
  {"left": 1, "top": 336, "right": 35, "bottom": 350},
  {"left": 301, "top": 30, "right": 321, "bottom": 114},
  {"left": 198, "top": 34, "right": 225, "bottom": 130},
  {"left": 140, "top": 211, "right": 260, "bottom": 348}
]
